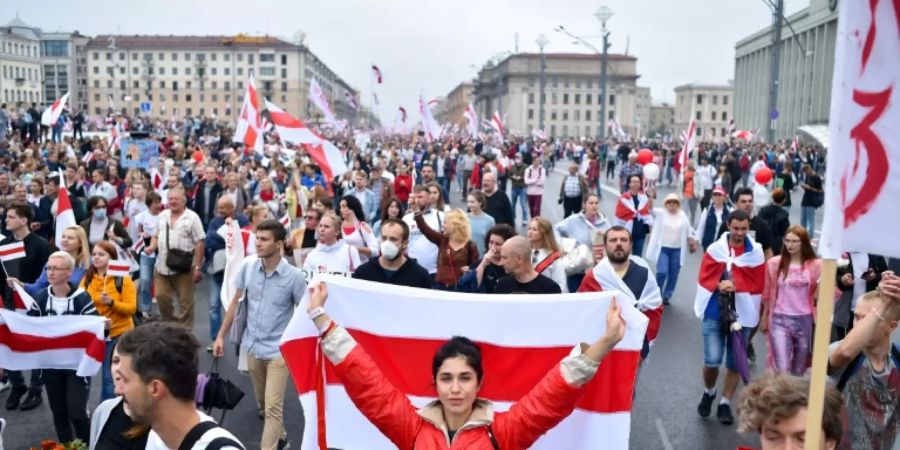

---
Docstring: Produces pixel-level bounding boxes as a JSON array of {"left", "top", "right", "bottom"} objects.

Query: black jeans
[
  {"left": 563, "top": 195, "right": 583, "bottom": 218},
  {"left": 43, "top": 369, "right": 91, "bottom": 443}
]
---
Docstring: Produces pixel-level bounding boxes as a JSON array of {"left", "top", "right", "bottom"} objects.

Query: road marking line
[{"left": 655, "top": 417, "right": 674, "bottom": 450}]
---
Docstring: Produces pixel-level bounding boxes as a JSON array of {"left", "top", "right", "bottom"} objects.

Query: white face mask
[{"left": 380, "top": 240, "right": 401, "bottom": 260}]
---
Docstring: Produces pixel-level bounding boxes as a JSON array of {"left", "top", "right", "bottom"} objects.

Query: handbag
[
  {"left": 560, "top": 237, "right": 594, "bottom": 276},
  {"left": 165, "top": 221, "right": 194, "bottom": 273}
]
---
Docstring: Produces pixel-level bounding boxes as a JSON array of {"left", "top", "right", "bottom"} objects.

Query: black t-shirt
[
  {"left": 481, "top": 263, "right": 506, "bottom": 294},
  {"left": 495, "top": 274, "right": 562, "bottom": 294},
  {"left": 95, "top": 401, "right": 149, "bottom": 450},
  {"left": 801, "top": 173, "right": 823, "bottom": 207}
]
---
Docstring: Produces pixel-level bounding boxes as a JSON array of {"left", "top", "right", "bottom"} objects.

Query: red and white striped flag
[
  {"left": 791, "top": 135, "right": 799, "bottom": 151},
  {"left": 41, "top": 92, "right": 69, "bottom": 126},
  {"left": 82, "top": 150, "right": 95, "bottom": 165},
  {"left": 491, "top": 111, "right": 505, "bottom": 142},
  {"left": 234, "top": 73, "right": 264, "bottom": 155},
  {"left": 464, "top": 103, "right": 479, "bottom": 137},
  {"left": 679, "top": 119, "right": 697, "bottom": 174},
  {"left": 11, "top": 282, "right": 35, "bottom": 313},
  {"left": 0, "top": 241, "right": 26, "bottom": 262},
  {"left": 694, "top": 234, "right": 766, "bottom": 327},
  {"left": 131, "top": 238, "right": 146, "bottom": 255},
  {"left": 279, "top": 213, "right": 291, "bottom": 230},
  {"left": 266, "top": 99, "right": 348, "bottom": 183},
  {"left": 0, "top": 309, "right": 106, "bottom": 376},
  {"left": 107, "top": 260, "right": 131, "bottom": 278},
  {"left": 280, "top": 275, "right": 648, "bottom": 450},
  {"left": 727, "top": 118, "right": 735, "bottom": 136},
  {"left": 371, "top": 65, "right": 383, "bottom": 84},
  {"left": 55, "top": 169, "right": 77, "bottom": 249},
  {"left": 418, "top": 96, "right": 443, "bottom": 142}
]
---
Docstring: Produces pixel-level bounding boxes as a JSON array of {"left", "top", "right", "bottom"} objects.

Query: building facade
[
  {"left": 473, "top": 52, "right": 650, "bottom": 139},
  {"left": 0, "top": 16, "right": 43, "bottom": 106},
  {"left": 40, "top": 31, "right": 90, "bottom": 112},
  {"left": 438, "top": 81, "right": 474, "bottom": 126},
  {"left": 733, "top": 0, "right": 838, "bottom": 141},
  {"left": 674, "top": 83, "right": 734, "bottom": 141},
  {"left": 84, "top": 34, "right": 356, "bottom": 123},
  {"left": 648, "top": 102, "right": 674, "bottom": 138}
]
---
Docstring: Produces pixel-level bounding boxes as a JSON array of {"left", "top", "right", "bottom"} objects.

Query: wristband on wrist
[{"left": 308, "top": 306, "right": 326, "bottom": 321}]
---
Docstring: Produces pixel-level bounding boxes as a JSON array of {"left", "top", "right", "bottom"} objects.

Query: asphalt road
[{"left": 2, "top": 166, "right": 886, "bottom": 450}]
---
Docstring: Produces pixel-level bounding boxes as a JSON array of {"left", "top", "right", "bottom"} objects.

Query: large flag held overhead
[
  {"left": 55, "top": 170, "right": 77, "bottom": 249},
  {"left": 265, "top": 100, "right": 348, "bottom": 182},
  {"left": 309, "top": 78, "right": 343, "bottom": 131},
  {"left": 0, "top": 309, "right": 106, "bottom": 376},
  {"left": 280, "top": 275, "right": 648, "bottom": 450},
  {"left": 678, "top": 119, "right": 697, "bottom": 174},
  {"left": 41, "top": 92, "right": 69, "bottom": 126},
  {"left": 464, "top": 103, "right": 479, "bottom": 137},
  {"left": 233, "top": 73, "right": 264, "bottom": 155},
  {"left": 418, "top": 96, "right": 442, "bottom": 142},
  {"left": 819, "top": 0, "right": 900, "bottom": 259},
  {"left": 491, "top": 111, "right": 505, "bottom": 142}
]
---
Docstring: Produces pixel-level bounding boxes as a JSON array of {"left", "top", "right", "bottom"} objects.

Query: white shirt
[
  {"left": 144, "top": 411, "right": 242, "bottom": 450},
  {"left": 135, "top": 210, "right": 161, "bottom": 243},
  {"left": 125, "top": 198, "right": 149, "bottom": 242},
  {"left": 88, "top": 181, "right": 118, "bottom": 201},
  {"left": 403, "top": 209, "right": 443, "bottom": 274},
  {"left": 660, "top": 213, "right": 683, "bottom": 248},
  {"left": 696, "top": 165, "right": 717, "bottom": 190},
  {"left": 303, "top": 240, "right": 361, "bottom": 279}
]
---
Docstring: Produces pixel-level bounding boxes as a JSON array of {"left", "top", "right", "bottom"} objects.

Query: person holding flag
[
  {"left": 13, "top": 226, "right": 90, "bottom": 297},
  {"left": 613, "top": 175, "right": 654, "bottom": 257},
  {"left": 1, "top": 202, "right": 51, "bottom": 411},
  {"left": 81, "top": 240, "right": 136, "bottom": 401},
  {"left": 694, "top": 210, "right": 765, "bottom": 426}
]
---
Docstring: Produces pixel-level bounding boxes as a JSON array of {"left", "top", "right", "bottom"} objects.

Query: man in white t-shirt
[
  {"left": 116, "top": 323, "right": 244, "bottom": 450},
  {"left": 402, "top": 185, "right": 443, "bottom": 276}
]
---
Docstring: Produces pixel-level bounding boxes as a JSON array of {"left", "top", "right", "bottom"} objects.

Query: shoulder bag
[{"left": 165, "top": 220, "right": 195, "bottom": 273}]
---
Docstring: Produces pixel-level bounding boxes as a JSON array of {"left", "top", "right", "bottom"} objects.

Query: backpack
[
  {"left": 836, "top": 344, "right": 900, "bottom": 392},
  {"left": 178, "top": 420, "right": 245, "bottom": 450}
]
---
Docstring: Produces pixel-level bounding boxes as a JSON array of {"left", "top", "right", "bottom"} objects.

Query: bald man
[
  {"left": 482, "top": 172, "right": 515, "bottom": 227},
  {"left": 204, "top": 195, "right": 249, "bottom": 347},
  {"left": 495, "top": 236, "right": 561, "bottom": 294}
]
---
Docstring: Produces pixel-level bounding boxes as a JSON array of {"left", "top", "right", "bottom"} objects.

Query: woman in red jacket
[
  {"left": 306, "top": 282, "right": 626, "bottom": 449},
  {"left": 393, "top": 164, "right": 413, "bottom": 204}
]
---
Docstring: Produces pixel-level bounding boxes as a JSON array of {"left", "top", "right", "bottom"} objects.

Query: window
[
  {"left": 143, "top": 53, "right": 152, "bottom": 60},
  {"left": 185, "top": 68, "right": 191, "bottom": 75},
  {"left": 212, "top": 94, "right": 217, "bottom": 102},
  {"left": 281, "top": 82, "right": 287, "bottom": 92},
  {"left": 722, "top": 112, "right": 727, "bottom": 121},
  {"left": 106, "top": 52, "right": 112, "bottom": 60},
  {"left": 585, "top": 126, "right": 591, "bottom": 135},
  {"left": 172, "top": 52, "right": 178, "bottom": 61},
  {"left": 696, "top": 127, "right": 702, "bottom": 136},
  {"left": 225, "top": 53, "right": 230, "bottom": 61},
  {"left": 609, "top": 95, "right": 615, "bottom": 105},
  {"left": 224, "top": 81, "right": 231, "bottom": 90},
  {"left": 172, "top": 67, "right": 178, "bottom": 75},
  {"left": 186, "top": 108, "right": 192, "bottom": 116},
  {"left": 41, "top": 41, "right": 69, "bottom": 57},
  {"left": 528, "top": 92, "right": 534, "bottom": 104},
  {"left": 574, "top": 110, "right": 580, "bottom": 121},
  {"left": 696, "top": 94, "right": 703, "bottom": 105},
  {"left": 551, "top": 111, "right": 557, "bottom": 120},
  {"left": 551, "top": 93, "right": 557, "bottom": 105},
  {"left": 160, "top": 81, "right": 166, "bottom": 88},
  {"left": 172, "top": 93, "right": 178, "bottom": 101},
  {"left": 563, "top": 111, "right": 569, "bottom": 120},
  {"left": 158, "top": 53, "right": 164, "bottom": 60},
  {"left": 585, "top": 94, "right": 592, "bottom": 105},
  {"left": 225, "top": 68, "right": 230, "bottom": 75},
  {"left": 132, "top": 53, "right": 137, "bottom": 60},
  {"left": 197, "top": 53, "right": 205, "bottom": 61},
  {"left": 186, "top": 94, "right": 192, "bottom": 102},
  {"left": 237, "top": 53, "right": 243, "bottom": 62},
  {"left": 710, "top": 128, "right": 716, "bottom": 137},
  {"left": 712, "top": 95, "right": 718, "bottom": 105},
  {"left": 211, "top": 68, "right": 217, "bottom": 75},
  {"left": 608, "top": 110, "right": 614, "bottom": 120},
  {"left": 723, "top": 95, "right": 729, "bottom": 105},
  {"left": 711, "top": 111, "right": 717, "bottom": 120},
  {"left": 260, "top": 54, "right": 275, "bottom": 62},
  {"left": 248, "top": 54, "right": 254, "bottom": 64},
  {"left": 281, "top": 68, "right": 287, "bottom": 78},
  {"left": 721, "top": 128, "right": 727, "bottom": 136},
  {"left": 94, "top": 93, "right": 100, "bottom": 101},
  {"left": 211, "top": 53, "right": 217, "bottom": 61},
  {"left": 132, "top": 67, "right": 138, "bottom": 75},
  {"left": 260, "top": 67, "right": 275, "bottom": 76},
  {"left": 238, "top": 81, "right": 244, "bottom": 89},
  {"left": 551, "top": 125, "right": 556, "bottom": 136},
  {"left": 133, "top": 94, "right": 139, "bottom": 101},
  {"left": 185, "top": 53, "right": 191, "bottom": 61},
  {"left": 237, "top": 68, "right": 243, "bottom": 76},
  {"left": 585, "top": 110, "right": 591, "bottom": 121},
  {"left": 695, "top": 111, "right": 702, "bottom": 120},
  {"left": 173, "top": 81, "right": 178, "bottom": 90},
  {"left": 94, "top": 107, "right": 101, "bottom": 115},
  {"left": 133, "top": 81, "right": 139, "bottom": 88},
  {"left": 93, "top": 67, "right": 99, "bottom": 74},
  {"left": 211, "top": 81, "right": 217, "bottom": 89},
  {"left": 186, "top": 81, "right": 192, "bottom": 89},
  {"left": 574, "top": 94, "right": 580, "bottom": 104},
  {"left": 93, "top": 52, "right": 99, "bottom": 60},
  {"left": 93, "top": 80, "right": 99, "bottom": 88},
  {"left": 528, "top": 109, "right": 534, "bottom": 119},
  {"left": 563, "top": 93, "right": 569, "bottom": 104}
]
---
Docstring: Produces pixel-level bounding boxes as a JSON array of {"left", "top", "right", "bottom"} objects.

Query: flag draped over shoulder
[
  {"left": 0, "top": 309, "right": 106, "bottom": 376},
  {"left": 694, "top": 233, "right": 765, "bottom": 327},
  {"left": 279, "top": 275, "right": 648, "bottom": 450}
]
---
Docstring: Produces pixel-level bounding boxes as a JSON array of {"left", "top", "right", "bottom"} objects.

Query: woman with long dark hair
[
  {"left": 760, "top": 225, "right": 820, "bottom": 375},
  {"left": 304, "top": 281, "right": 626, "bottom": 448},
  {"left": 374, "top": 197, "right": 405, "bottom": 239},
  {"left": 340, "top": 195, "right": 378, "bottom": 263}
]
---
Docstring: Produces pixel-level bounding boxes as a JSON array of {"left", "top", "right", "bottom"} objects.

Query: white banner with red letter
[
  {"left": 819, "top": 0, "right": 900, "bottom": 259},
  {"left": 280, "top": 275, "right": 648, "bottom": 450},
  {"left": 0, "top": 309, "right": 106, "bottom": 376}
]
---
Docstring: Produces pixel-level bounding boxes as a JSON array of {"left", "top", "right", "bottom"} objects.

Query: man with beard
[
  {"left": 577, "top": 226, "right": 663, "bottom": 360},
  {"left": 353, "top": 219, "right": 432, "bottom": 288}
]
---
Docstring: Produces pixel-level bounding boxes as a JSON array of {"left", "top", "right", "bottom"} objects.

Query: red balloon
[
  {"left": 637, "top": 148, "right": 654, "bottom": 165},
  {"left": 755, "top": 167, "right": 773, "bottom": 184}
]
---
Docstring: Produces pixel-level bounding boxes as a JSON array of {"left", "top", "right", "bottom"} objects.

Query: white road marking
[{"left": 655, "top": 417, "right": 675, "bottom": 450}]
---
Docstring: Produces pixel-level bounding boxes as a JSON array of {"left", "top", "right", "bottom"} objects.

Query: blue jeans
[
  {"left": 632, "top": 236, "right": 646, "bottom": 257},
  {"left": 138, "top": 254, "right": 156, "bottom": 313},
  {"left": 655, "top": 247, "right": 681, "bottom": 300},
  {"left": 702, "top": 318, "right": 751, "bottom": 371},
  {"left": 100, "top": 336, "right": 118, "bottom": 401},
  {"left": 801, "top": 206, "right": 816, "bottom": 234},
  {"left": 436, "top": 177, "right": 450, "bottom": 203},
  {"left": 510, "top": 187, "right": 528, "bottom": 222},
  {"left": 209, "top": 271, "right": 224, "bottom": 341}
]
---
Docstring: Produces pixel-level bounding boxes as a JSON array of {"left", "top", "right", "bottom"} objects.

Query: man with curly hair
[{"left": 738, "top": 373, "right": 843, "bottom": 450}]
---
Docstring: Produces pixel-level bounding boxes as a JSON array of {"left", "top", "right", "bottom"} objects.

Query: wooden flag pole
[{"left": 804, "top": 258, "right": 837, "bottom": 450}]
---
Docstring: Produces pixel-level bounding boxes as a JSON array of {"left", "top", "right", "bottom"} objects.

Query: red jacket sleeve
[
  {"left": 493, "top": 364, "right": 585, "bottom": 449},
  {"left": 332, "top": 345, "right": 422, "bottom": 449}
]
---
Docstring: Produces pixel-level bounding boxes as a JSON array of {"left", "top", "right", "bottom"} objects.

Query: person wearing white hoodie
[{"left": 303, "top": 211, "right": 362, "bottom": 278}]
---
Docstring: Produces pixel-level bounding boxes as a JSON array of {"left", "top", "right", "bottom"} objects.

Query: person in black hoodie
[
  {"left": 27, "top": 251, "right": 98, "bottom": 444},
  {"left": 353, "top": 219, "right": 431, "bottom": 289},
  {"left": 757, "top": 188, "right": 790, "bottom": 255}
]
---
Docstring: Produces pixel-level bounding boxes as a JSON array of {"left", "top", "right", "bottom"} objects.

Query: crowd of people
[{"left": 0, "top": 109, "right": 896, "bottom": 450}]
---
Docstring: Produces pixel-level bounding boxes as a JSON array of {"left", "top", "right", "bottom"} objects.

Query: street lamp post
[
  {"left": 595, "top": 6, "right": 613, "bottom": 141},
  {"left": 535, "top": 34, "right": 549, "bottom": 133}
]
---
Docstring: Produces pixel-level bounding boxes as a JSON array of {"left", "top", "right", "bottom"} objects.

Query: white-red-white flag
[
  {"left": 106, "top": 260, "right": 131, "bottom": 278},
  {"left": 491, "top": 111, "right": 506, "bottom": 142},
  {"left": 279, "top": 213, "right": 291, "bottom": 230},
  {"left": 11, "top": 282, "right": 35, "bottom": 313},
  {"left": 55, "top": 170, "right": 77, "bottom": 249},
  {"left": 791, "top": 135, "right": 799, "bottom": 151},
  {"left": 679, "top": 119, "right": 697, "bottom": 174},
  {"left": 309, "top": 78, "right": 343, "bottom": 131},
  {"left": 418, "top": 96, "right": 442, "bottom": 142},
  {"left": 266, "top": 100, "right": 348, "bottom": 182},
  {"left": 234, "top": 73, "right": 264, "bottom": 155},
  {"left": 82, "top": 150, "right": 95, "bottom": 165},
  {"left": 0, "top": 309, "right": 106, "bottom": 376},
  {"left": 41, "top": 92, "right": 69, "bottom": 126},
  {"left": 820, "top": 0, "right": 900, "bottom": 258},
  {"left": 280, "top": 275, "right": 647, "bottom": 450},
  {"left": 731, "top": 129, "right": 754, "bottom": 141},
  {"left": 371, "top": 65, "right": 383, "bottom": 84},
  {"left": 464, "top": 103, "right": 479, "bottom": 138},
  {"left": 0, "top": 241, "right": 25, "bottom": 262},
  {"left": 345, "top": 92, "right": 359, "bottom": 110}
]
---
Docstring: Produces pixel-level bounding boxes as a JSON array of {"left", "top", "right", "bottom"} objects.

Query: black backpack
[
  {"left": 178, "top": 421, "right": 245, "bottom": 450},
  {"left": 836, "top": 344, "right": 900, "bottom": 392}
]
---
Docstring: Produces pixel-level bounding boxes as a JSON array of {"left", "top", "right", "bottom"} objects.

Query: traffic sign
[{"left": 140, "top": 102, "right": 152, "bottom": 113}]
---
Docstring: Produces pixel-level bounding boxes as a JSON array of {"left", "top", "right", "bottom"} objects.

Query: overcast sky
[{"left": 9, "top": 0, "right": 804, "bottom": 122}]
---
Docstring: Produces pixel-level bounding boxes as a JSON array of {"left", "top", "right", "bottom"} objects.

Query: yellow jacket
[{"left": 81, "top": 273, "right": 137, "bottom": 338}]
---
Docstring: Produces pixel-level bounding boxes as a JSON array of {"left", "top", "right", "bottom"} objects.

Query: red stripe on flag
[
  {"left": 108, "top": 263, "right": 130, "bottom": 273},
  {"left": 282, "top": 329, "right": 640, "bottom": 414},
  {"left": 0, "top": 325, "right": 105, "bottom": 363},
  {"left": 0, "top": 244, "right": 25, "bottom": 258}
]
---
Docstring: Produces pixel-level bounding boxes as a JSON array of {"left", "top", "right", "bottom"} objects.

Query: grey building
[{"left": 733, "top": 0, "right": 838, "bottom": 142}]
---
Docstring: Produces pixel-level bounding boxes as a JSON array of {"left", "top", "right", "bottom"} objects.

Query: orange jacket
[
  {"left": 81, "top": 273, "right": 136, "bottom": 338},
  {"left": 323, "top": 326, "right": 598, "bottom": 449}
]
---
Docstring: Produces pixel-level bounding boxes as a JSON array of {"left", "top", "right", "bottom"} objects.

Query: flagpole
[
  {"left": 804, "top": 259, "right": 837, "bottom": 450},
  {"left": 370, "top": 63, "right": 375, "bottom": 129}
]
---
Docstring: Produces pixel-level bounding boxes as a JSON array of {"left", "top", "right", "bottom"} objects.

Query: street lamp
[
  {"left": 535, "top": 34, "right": 549, "bottom": 133},
  {"left": 595, "top": 6, "right": 613, "bottom": 141}
]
